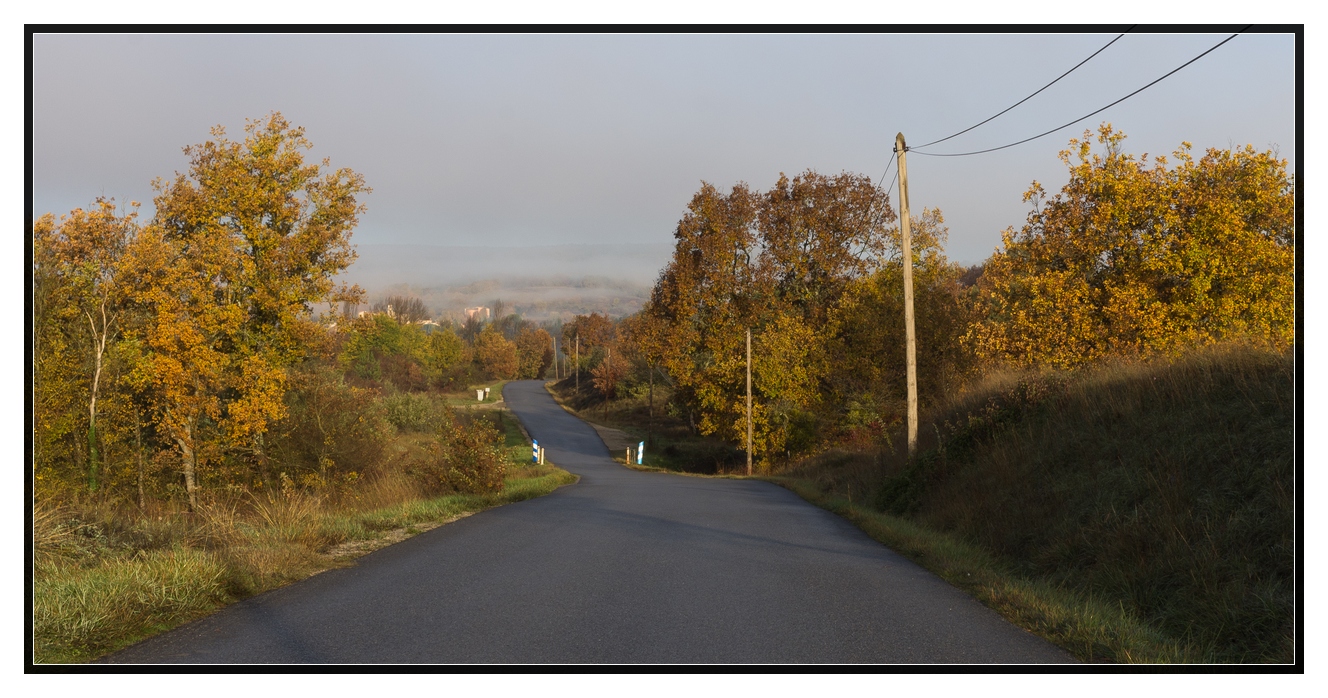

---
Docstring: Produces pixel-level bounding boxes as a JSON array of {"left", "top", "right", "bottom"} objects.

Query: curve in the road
[{"left": 101, "top": 380, "right": 1074, "bottom": 664}]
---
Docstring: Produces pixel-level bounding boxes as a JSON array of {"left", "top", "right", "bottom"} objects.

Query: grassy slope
[
  {"left": 774, "top": 344, "right": 1294, "bottom": 663},
  {"left": 32, "top": 409, "right": 576, "bottom": 664}
]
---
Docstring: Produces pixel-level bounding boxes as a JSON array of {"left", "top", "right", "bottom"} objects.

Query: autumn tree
[
  {"left": 474, "top": 325, "right": 519, "bottom": 380},
  {"left": 425, "top": 325, "right": 467, "bottom": 385},
  {"left": 826, "top": 208, "right": 971, "bottom": 437},
  {"left": 591, "top": 351, "right": 628, "bottom": 417},
  {"left": 561, "top": 312, "right": 617, "bottom": 363},
  {"left": 133, "top": 113, "right": 368, "bottom": 506},
  {"left": 650, "top": 171, "right": 894, "bottom": 465},
  {"left": 514, "top": 327, "right": 554, "bottom": 379},
  {"left": 968, "top": 125, "right": 1295, "bottom": 368},
  {"left": 619, "top": 309, "right": 670, "bottom": 425},
  {"left": 31, "top": 200, "right": 145, "bottom": 492}
]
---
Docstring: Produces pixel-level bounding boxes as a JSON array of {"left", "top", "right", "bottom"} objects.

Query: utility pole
[
  {"left": 746, "top": 328, "right": 753, "bottom": 476},
  {"left": 554, "top": 337, "right": 559, "bottom": 380},
  {"left": 575, "top": 335, "right": 580, "bottom": 392},
  {"left": 896, "top": 132, "right": 919, "bottom": 457}
]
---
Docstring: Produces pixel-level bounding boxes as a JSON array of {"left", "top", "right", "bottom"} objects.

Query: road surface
[{"left": 103, "top": 380, "right": 1073, "bottom": 664}]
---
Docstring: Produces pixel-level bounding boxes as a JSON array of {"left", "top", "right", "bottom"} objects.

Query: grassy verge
[
  {"left": 33, "top": 407, "right": 575, "bottom": 665},
  {"left": 440, "top": 379, "right": 509, "bottom": 408},
  {"left": 763, "top": 476, "right": 1194, "bottom": 663},
  {"left": 767, "top": 343, "right": 1293, "bottom": 664}
]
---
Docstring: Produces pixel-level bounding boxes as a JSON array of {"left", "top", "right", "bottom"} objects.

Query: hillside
[{"left": 781, "top": 344, "right": 1294, "bottom": 662}]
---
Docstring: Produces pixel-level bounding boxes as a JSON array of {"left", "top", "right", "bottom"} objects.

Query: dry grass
[{"left": 31, "top": 413, "right": 577, "bottom": 665}]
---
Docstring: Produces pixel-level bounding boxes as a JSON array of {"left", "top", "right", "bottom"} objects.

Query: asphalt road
[{"left": 103, "top": 380, "right": 1073, "bottom": 664}]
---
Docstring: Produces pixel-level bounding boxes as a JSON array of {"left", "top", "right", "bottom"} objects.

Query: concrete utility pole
[
  {"left": 746, "top": 328, "right": 753, "bottom": 476},
  {"left": 575, "top": 335, "right": 580, "bottom": 391},
  {"left": 896, "top": 133, "right": 919, "bottom": 457}
]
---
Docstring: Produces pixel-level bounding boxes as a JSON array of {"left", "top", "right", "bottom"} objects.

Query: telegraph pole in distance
[
  {"left": 575, "top": 335, "right": 580, "bottom": 392},
  {"left": 746, "top": 328, "right": 753, "bottom": 476},
  {"left": 896, "top": 133, "right": 919, "bottom": 457}
]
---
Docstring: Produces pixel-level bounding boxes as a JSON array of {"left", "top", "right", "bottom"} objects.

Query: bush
[
  {"left": 382, "top": 392, "right": 437, "bottom": 433},
  {"left": 408, "top": 411, "right": 508, "bottom": 495},
  {"left": 267, "top": 365, "right": 392, "bottom": 489}
]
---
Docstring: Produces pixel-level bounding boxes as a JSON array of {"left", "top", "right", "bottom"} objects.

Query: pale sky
[{"left": 32, "top": 31, "right": 1295, "bottom": 265}]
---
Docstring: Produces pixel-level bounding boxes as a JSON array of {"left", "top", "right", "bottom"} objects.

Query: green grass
[
  {"left": 32, "top": 412, "right": 576, "bottom": 665},
  {"left": 440, "top": 379, "right": 509, "bottom": 407}
]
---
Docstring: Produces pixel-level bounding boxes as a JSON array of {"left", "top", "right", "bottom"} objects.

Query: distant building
[
  {"left": 419, "top": 320, "right": 441, "bottom": 335},
  {"left": 465, "top": 306, "right": 491, "bottom": 321}
]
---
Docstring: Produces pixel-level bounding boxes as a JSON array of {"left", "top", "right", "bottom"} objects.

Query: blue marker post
[
  {"left": 532, "top": 439, "right": 539, "bottom": 463},
  {"left": 637, "top": 441, "right": 645, "bottom": 465}
]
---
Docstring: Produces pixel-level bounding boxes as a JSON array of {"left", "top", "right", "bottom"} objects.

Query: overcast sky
[{"left": 32, "top": 31, "right": 1295, "bottom": 265}]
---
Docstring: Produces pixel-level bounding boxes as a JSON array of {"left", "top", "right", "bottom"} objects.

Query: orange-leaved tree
[
  {"left": 650, "top": 171, "right": 894, "bottom": 465},
  {"left": 619, "top": 309, "right": 670, "bottom": 425}
]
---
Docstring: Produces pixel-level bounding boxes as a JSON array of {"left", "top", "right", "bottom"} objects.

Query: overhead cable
[
  {"left": 914, "top": 28, "right": 1135, "bottom": 150},
  {"left": 908, "top": 28, "right": 1250, "bottom": 158}
]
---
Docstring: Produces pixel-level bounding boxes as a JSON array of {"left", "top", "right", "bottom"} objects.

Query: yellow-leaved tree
[
  {"left": 129, "top": 113, "right": 368, "bottom": 506},
  {"left": 969, "top": 125, "right": 1294, "bottom": 368}
]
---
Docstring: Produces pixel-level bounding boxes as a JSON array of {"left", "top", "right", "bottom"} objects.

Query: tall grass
[
  {"left": 31, "top": 408, "right": 576, "bottom": 664},
  {"left": 774, "top": 342, "right": 1294, "bottom": 663}
]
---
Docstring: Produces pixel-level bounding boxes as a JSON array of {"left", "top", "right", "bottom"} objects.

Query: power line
[
  {"left": 909, "top": 28, "right": 1250, "bottom": 158},
  {"left": 914, "top": 28, "right": 1134, "bottom": 150},
  {"left": 877, "top": 150, "right": 897, "bottom": 188}
]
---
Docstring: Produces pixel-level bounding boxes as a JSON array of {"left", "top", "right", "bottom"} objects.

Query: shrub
[
  {"left": 267, "top": 365, "right": 392, "bottom": 489},
  {"left": 409, "top": 411, "right": 507, "bottom": 495},
  {"left": 382, "top": 392, "right": 437, "bottom": 433}
]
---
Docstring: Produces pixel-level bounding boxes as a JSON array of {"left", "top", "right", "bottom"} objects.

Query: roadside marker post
[
  {"left": 637, "top": 441, "right": 644, "bottom": 465},
  {"left": 532, "top": 440, "right": 539, "bottom": 463}
]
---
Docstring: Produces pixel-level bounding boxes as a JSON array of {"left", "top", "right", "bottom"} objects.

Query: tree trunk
[
  {"left": 176, "top": 425, "right": 198, "bottom": 510},
  {"left": 87, "top": 345, "right": 103, "bottom": 493},
  {"left": 84, "top": 307, "right": 111, "bottom": 493},
  {"left": 255, "top": 432, "right": 273, "bottom": 494},
  {"left": 87, "top": 420, "right": 99, "bottom": 493},
  {"left": 135, "top": 408, "right": 146, "bottom": 511}
]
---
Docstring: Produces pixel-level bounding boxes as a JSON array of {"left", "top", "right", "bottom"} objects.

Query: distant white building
[{"left": 465, "top": 306, "right": 490, "bottom": 321}]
